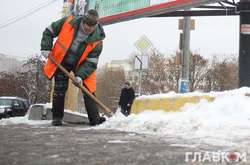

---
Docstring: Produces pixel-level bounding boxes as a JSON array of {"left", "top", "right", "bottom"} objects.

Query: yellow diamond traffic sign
[{"left": 134, "top": 35, "right": 153, "bottom": 53}]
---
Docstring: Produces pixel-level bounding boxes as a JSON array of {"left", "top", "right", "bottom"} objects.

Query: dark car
[{"left": 0, "top": 97, "right": 29, "bottom": 119}]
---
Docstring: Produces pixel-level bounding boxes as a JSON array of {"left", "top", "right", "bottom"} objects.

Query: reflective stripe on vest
[
  {"left": 44, "top": 15, "right": 75, "bottom": 79},
  {"left": 43, "top": 15, "right": 102, "bottom": 93},
  {"left": 76, "top": 40, "right": 102, "bottom": 93}
]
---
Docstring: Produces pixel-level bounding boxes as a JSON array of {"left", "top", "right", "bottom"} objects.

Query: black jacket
[{"left": 118, "top": 87, "right": 135, "bottom": 107}]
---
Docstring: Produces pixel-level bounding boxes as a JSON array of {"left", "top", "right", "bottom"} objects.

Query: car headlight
[{"left": 0, "top": 108, "right": 4, "bottom": 113}]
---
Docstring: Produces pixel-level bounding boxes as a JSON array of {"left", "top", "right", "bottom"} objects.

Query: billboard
[{"left": 88, "top": 0, "right": 222, "bottom": 25}]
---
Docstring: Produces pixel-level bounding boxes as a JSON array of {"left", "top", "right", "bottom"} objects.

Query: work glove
[
  {"left": 41, "top": 50, "right": 51, "bottom": 58},
  {"left": 73, "top": 76, "right": 83, "bottom": 87}
]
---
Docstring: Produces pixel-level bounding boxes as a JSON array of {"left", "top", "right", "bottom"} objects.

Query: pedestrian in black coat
[{"left": 118, "top": 81, "right": 135, "bottom": 116}]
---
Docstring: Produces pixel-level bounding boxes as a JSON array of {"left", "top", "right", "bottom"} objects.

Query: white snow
[
  {"left": 107, "top": 140, "right": 133, "bottom": 144},
  {"left": 0, "top": 115, "right": 51, "bottom": 125},
  {"left": 97, "top": 87, "right": 250, "bottom": 147},
  {"left": 1, "top": 87, "right": 250, "bottom": 147},
  {"left": 137, "top": 87, "right": 250, "bottom": 99}
]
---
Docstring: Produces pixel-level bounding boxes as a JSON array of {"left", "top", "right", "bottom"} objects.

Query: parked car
[{"left": 0, "top": 97, "right": 29, "bottom": 119}]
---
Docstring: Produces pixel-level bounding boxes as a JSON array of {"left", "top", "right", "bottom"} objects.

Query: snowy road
[
  {"left": 0, "top": 121, "right": 249, "bottom": 165},
  {"left": 0, "top": 124, "right": 249, "bottom": 165},
  {"left": 0, "top": 124, "right": 190, "bottom": 165}
]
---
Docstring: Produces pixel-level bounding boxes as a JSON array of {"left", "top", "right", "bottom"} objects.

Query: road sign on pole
[
  {"left": 134, "top": 55, "right": 149, "bottom": 70},
  {"left": 134, "top": 35, "right": 153, "bottom": 54},
  {"left": 135, "top": 55, "right": 143, "bottom": 96},
  {"left": 134, "top": 35, "right": 152, "bottom": 95},
  {"left": 178, "top": 18, "right": 195, "bottom": 30}
]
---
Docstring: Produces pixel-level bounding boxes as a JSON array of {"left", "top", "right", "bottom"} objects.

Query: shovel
[{"left": 48, "top": 55, "right": 113, "bottom": 118}]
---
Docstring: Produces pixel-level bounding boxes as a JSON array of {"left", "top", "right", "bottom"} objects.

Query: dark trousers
[{"left": 52, "top": 68, "right": 100, "bottom": 125}]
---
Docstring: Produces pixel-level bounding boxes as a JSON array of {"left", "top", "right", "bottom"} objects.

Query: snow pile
[
  {"left": 98, "top": 88, "right": 250, "bottom": 146},
  {"left": 0, "top": 115, "right": 50, "bottom": 125}
]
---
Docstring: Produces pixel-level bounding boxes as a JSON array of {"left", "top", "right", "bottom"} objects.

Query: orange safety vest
[{"left": 43, "top": 15, "right": 102, "bottom": 93}]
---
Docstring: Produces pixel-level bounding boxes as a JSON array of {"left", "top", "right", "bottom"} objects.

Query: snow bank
[
  {"left": 137, "top": 87, "right": 250, "bottom": 99},
  {"left": 97, "top": 87, "right": 250, "bottom": 146},
  {"left": 0, "top": 115, "right": 51, "bottom": 125}
]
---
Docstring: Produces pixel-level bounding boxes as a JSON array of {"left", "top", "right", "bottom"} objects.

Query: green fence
[{"left": 88, "top": 0, "right": 150, "bottom": 17}]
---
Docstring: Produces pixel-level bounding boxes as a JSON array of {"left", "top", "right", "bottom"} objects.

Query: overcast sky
[{"left": 0, "top": 0, "right": 239, "bottom": 66}]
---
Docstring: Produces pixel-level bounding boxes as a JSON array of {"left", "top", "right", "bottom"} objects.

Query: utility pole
[
  {"left": 74, "top": 0, "right": 88, "bottom": 15},
  {"left": 62, "top": 0, "right": 88, "bottom": 16},
  {"left": 239, "top": 0, "right": 250, "bottom": 87},
  {"left": 84, "top": 0, "right": 89, "bottom": 13},
  {"left": 182, "top": 16, "right": 191, "bottom": 82},
  {"left": 179, "top": 16, "right": 192, "bottom": 93},
  {"left": 62, "top": 0, "right": 75, "bottom": 17}
]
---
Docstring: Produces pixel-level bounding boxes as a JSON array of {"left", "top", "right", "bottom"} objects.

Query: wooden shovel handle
[{"left": 48, "top": 55, "right": 113, "bottom": 117}]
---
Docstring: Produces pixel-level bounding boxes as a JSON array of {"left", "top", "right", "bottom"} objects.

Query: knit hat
[{"left": 82, "top": 9, "right": 99, "bottom": 26}]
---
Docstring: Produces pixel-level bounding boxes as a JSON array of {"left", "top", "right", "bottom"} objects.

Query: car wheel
[{"left": 6, "top": 112, "right": 12, "bottom": 118}]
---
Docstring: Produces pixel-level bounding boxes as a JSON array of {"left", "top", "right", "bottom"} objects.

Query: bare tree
[
  {"left": 96, "top": 65, "right": 126, "bottom": 111},
  {"left": 20, "top": 54, "right": 51, "bottom": 104},
  {"left": 165, "top": 52, "right": 182, "bottom": 92},
  {"left": 142, "top": 49, "right": 171, "bottom": 94},
  {"left": 0, "top": 71, "right": 20, "bottom": 96},
  {"left": 207, "top": 56, "right": 238, "bottom": 91},
  {"left": 189, "top": 53, "right": 209, "bottom": 92},
  {"left": 139, "top": 49, "right": 237, "bottom": 93}
]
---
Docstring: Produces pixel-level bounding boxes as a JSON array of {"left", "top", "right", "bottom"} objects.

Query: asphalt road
[{"left": 0, "top": 124, "right": 249, "bottom": 165}]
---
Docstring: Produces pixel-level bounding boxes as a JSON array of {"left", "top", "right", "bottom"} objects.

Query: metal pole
[
  {"left": 182, "top": 16, "right": 191, "bottom": 81},
  {"left": 69, "top": 0, "right": 75, "bottom": 15},
  {"left": 135, "top": 55, "right": 142, "bottom": 95},
  {"left": 75, "top": 0, "right": 88, "bottom": 15},
  {"left": 84, "top": 0, "right": 89, "bottom": 12},
  {"left": 239, "top": 0, "right": 250, "bottom": 87},
  {"left": 179, "top": 16, "right": 191, "bottom": 93},
  {"left": 74, "top": 0, "right": 79, "bottom": 15}
]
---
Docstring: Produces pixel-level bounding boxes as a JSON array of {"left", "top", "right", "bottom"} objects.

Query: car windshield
[{"left": 0, "top": 99, "right": 12, "bottom": 106}]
